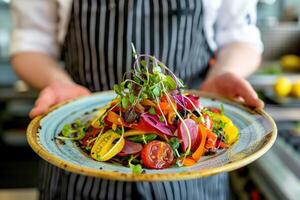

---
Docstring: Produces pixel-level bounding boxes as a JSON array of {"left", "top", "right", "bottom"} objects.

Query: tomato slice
[{"left": 141, "top": 140, "right": 174, "bottom": 169}]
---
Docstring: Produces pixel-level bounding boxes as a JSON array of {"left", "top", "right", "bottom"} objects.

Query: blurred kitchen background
[{"left": 1, "top": 0, "right": 300, "bottom": 199}]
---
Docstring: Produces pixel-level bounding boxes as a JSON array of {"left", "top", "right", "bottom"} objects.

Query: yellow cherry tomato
[
  {"left": 91, "top": 130, "right": 125, "bottom": 161},
  {"left": 211, "top": 113, "right": 239, "bottom": 145}
]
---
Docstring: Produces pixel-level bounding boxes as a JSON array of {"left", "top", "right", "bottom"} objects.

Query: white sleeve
[
  {"left": 215, "top": 0, "right": 263, "bottom": 53},
  {"left": 10, "top": 0, "right": 59, "bottom": 58}
]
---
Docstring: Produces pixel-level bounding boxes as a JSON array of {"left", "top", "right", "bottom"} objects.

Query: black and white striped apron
[{"left": 39, "top": 0, "right": 229, "bottom": 199}]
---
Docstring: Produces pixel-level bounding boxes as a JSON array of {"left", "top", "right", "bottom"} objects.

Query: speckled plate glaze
[{"left": 27, "top": 90, "right": 277, "bottom": 181}]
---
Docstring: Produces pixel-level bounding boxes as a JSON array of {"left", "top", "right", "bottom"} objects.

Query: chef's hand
[
  {"left": 29, "top": 81, "right": 91, "bottom": 118},
  {"left": 200, "top": 72, "right": 264, "bottom": 108}
]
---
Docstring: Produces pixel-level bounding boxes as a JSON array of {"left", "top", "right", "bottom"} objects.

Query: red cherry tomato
[
  {"left": 207, "top": 107, "right": 221, "bottom": 114},
  {"left": 141, "top": 140, "right": 174, "bottom": 169}
]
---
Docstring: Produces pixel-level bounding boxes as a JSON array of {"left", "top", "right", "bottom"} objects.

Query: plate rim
[{"left": 27, "top": 90, "right": 277, "bottom": 181}]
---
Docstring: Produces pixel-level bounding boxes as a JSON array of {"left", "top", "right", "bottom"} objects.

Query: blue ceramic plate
[{"left": 27, "top": 90, "right": 277, "bottom": 181}]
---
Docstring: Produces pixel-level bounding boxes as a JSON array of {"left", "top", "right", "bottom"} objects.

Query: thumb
[{"left": 29, "top": 88, "right": 57, "bottom": 118}]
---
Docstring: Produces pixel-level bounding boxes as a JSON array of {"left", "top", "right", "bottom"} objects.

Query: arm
[
  {"left": 11, "top": 52, "right": 73, "bottom": 90},
  {"left": 207, "top": 42, "right": 261, "bottom": 79},
  {"left": 10, "top": 1, "right": 90, "bottom": 118},
  {"left": 201, "top": 0, "right": 264, "bottom": 108},
  {"left": 11, "top": 52, "right": 90, "bottom": 118}
]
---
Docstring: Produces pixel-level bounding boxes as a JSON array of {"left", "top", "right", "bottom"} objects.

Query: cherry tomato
[
  {"left": 207, "top": 107, "right": 221, "bottom": 114},
  {"left": 141, "top": 140, "right": 174, "bottom": 169}
]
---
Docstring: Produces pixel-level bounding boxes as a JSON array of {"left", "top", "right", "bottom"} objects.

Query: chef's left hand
[{"left": 200, "top": 72, "right": 264, "bottom": 109}]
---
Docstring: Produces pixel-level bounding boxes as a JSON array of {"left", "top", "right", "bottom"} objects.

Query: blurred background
[{"left": 0, "top": 0, "right": 300, "bottom": 199}]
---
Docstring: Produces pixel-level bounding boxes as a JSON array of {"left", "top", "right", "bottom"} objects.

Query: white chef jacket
[{"left": 10, "top": 0, "right": 263, "bottom": 59}]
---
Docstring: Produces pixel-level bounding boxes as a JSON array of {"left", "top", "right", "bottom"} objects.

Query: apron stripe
[
  {"left": 140, "top": 0, "right": 145, "bottom": 54},
  {"left": 79, "top": 0, "right": 90, "bottom": 87},
  {"left": 90, "top": 178, "right": 101, "bottom": 199},
  {"left": 117, "top": 0, "right": 125, "bottom": 83},
  {"left": 74, "top": 0, "right": 86, "bottom": 85},
  {"left": 84, "top": 0, "right": 94, "bottom": 90},
  {"left": 152, "top": 0, "right": 159, "bottom": 57},
  {"left": 116, "top": 181, "right": 125, "bottom": 200},
  {"left": 163, "top": 182, "right": 174, "bottom": 200},
  {"left": 125, "top": 181, "right": 132, "bottom": 200},
  {"left": 98, "top": 0, "right": 109, "bottom": 90},
  {"left": 182, "top": 0, "right": 193, "bottom": 79},
  {"left": 106, "top": 0, "right": 117, "bottom": 89},
  {"left": 107, "top": 180, "right": 116, "bottom": 200},
  {"left": 82, "top": 177, "right": 94, "bottom": 199},
  {"left": 144, "top": 0, "right": 151, "bottom": 55},
  {"left": 167, "top": 0, "right": 178, "bottom": 72},
  {"left": 176, "top": 0, "right": 187, "bottom": 78},
  {"left": 89, "top": 0, "right": 101, "bottom": 91},
  {"left": 125, "top": 0, "right": 134, "bottom": 74},
  {"left": 99, "top": 179, "right": 108, "bottom": 199},
  {"left": 160, "top": 0, "right": 169, "bottom": 64},
  {"left": 170, "top": 181, "right": 181, "bottom": 200},
  {"left": 134, "top": 0, "right": 142, "bottom": 55}
]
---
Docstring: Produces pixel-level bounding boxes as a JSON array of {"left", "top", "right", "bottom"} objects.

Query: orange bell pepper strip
[
  {"left": 205, "top": 129, "right": 218, "bottom": 149},
  {"left": 218, "top": 141, "right": 229, "bottom": 148},
  {"left": 141, "top": 99, "right": 157, "bottom": 108},
  {"left": 106, "top": 111, "right": 125, "bottom": 126},
  {"left": 182, "top": 157, "right": 196, "bottom": 166},
  {"left": 167, "top": 112, "right": 176, "bottom": 124},
  {"left": 192, "top": 124, "right": 208, "bottom": 161}
]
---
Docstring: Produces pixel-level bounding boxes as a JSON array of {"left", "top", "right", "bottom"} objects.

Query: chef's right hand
[{"left": 29, "top": 81, "right": 91, "bottom": 118}]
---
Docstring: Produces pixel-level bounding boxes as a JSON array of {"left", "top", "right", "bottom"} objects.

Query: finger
[
  {"left": 29, "top": 88, "right": 57, "bottom": 118},
  {"left": 235, "top": 79, "right": 264, "bottom": 109}
]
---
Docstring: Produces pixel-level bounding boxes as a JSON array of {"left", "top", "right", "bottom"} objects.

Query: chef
[{"left": 11, "top": 0, "right": 264, "bottom": 199}]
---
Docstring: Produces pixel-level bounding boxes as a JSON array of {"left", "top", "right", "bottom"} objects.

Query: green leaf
[
  {"left": 140, "top": 60, "right": 147, "bottom": 67},
  {"left": 127, "top": 134, "right": 157, "bottom": 143},
  {"left": 164, "top": 75, "right": 177, "bottom": 90},
  {"left": 115, "top": 127, "right": 123, "bottom": 135},
  {"left": 148, "top": 107, "right": 156, "bottom": 115},
  {"left": 131, "top": 164, "right": 143, "bottom": 174},
  {"left": 129, "top": 94, "right": 136, "bottom": 104},
  {"left": 114, "top": 84, "right": 122, "bottom": 95},
  {"left": 152, "top": 86, "right": 161, "bottom": 97},
  {"left": 220, "top": 104, "right": 225, "bottom": 115},
  {"left": 133, "top": 76, "right": 141, "bottom": 84},
  {"left": 62, "top": 124, "right": 75, "bottom": 137},
  {"left": 122, "top": 97, "right": 129, "bottom": 109},
  {"left": 168, "top": 137, "right": 180, "bottom": 151},
  {"left": 159, "top": 115, "right": 165, "bottom": 122}
]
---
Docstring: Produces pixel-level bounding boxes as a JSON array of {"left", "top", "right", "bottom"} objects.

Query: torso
[
  {"left": 63, "top": 0, "right": 212, "bottom": 92},
  {"left": 39, "top": 1, "right": 228, "bottom": 199}
]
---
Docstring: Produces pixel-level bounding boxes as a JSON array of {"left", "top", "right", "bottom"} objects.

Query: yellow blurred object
[
  {"left": 274, "top": 77, "right": 292, "bottom": 97},
  {"left": 211, "top": 114, "right": 239, "bottom": 145},
  {"left": 280, "top": 55, "right": 300, "bottom": 71},
  {"left": 291, "top": 80, "right": 300, "bottom": 98}
]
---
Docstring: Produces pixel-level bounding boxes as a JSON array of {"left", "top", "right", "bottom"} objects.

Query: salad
[{"left": 57, "top": 48, "right": 239, "bottom": 173}]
